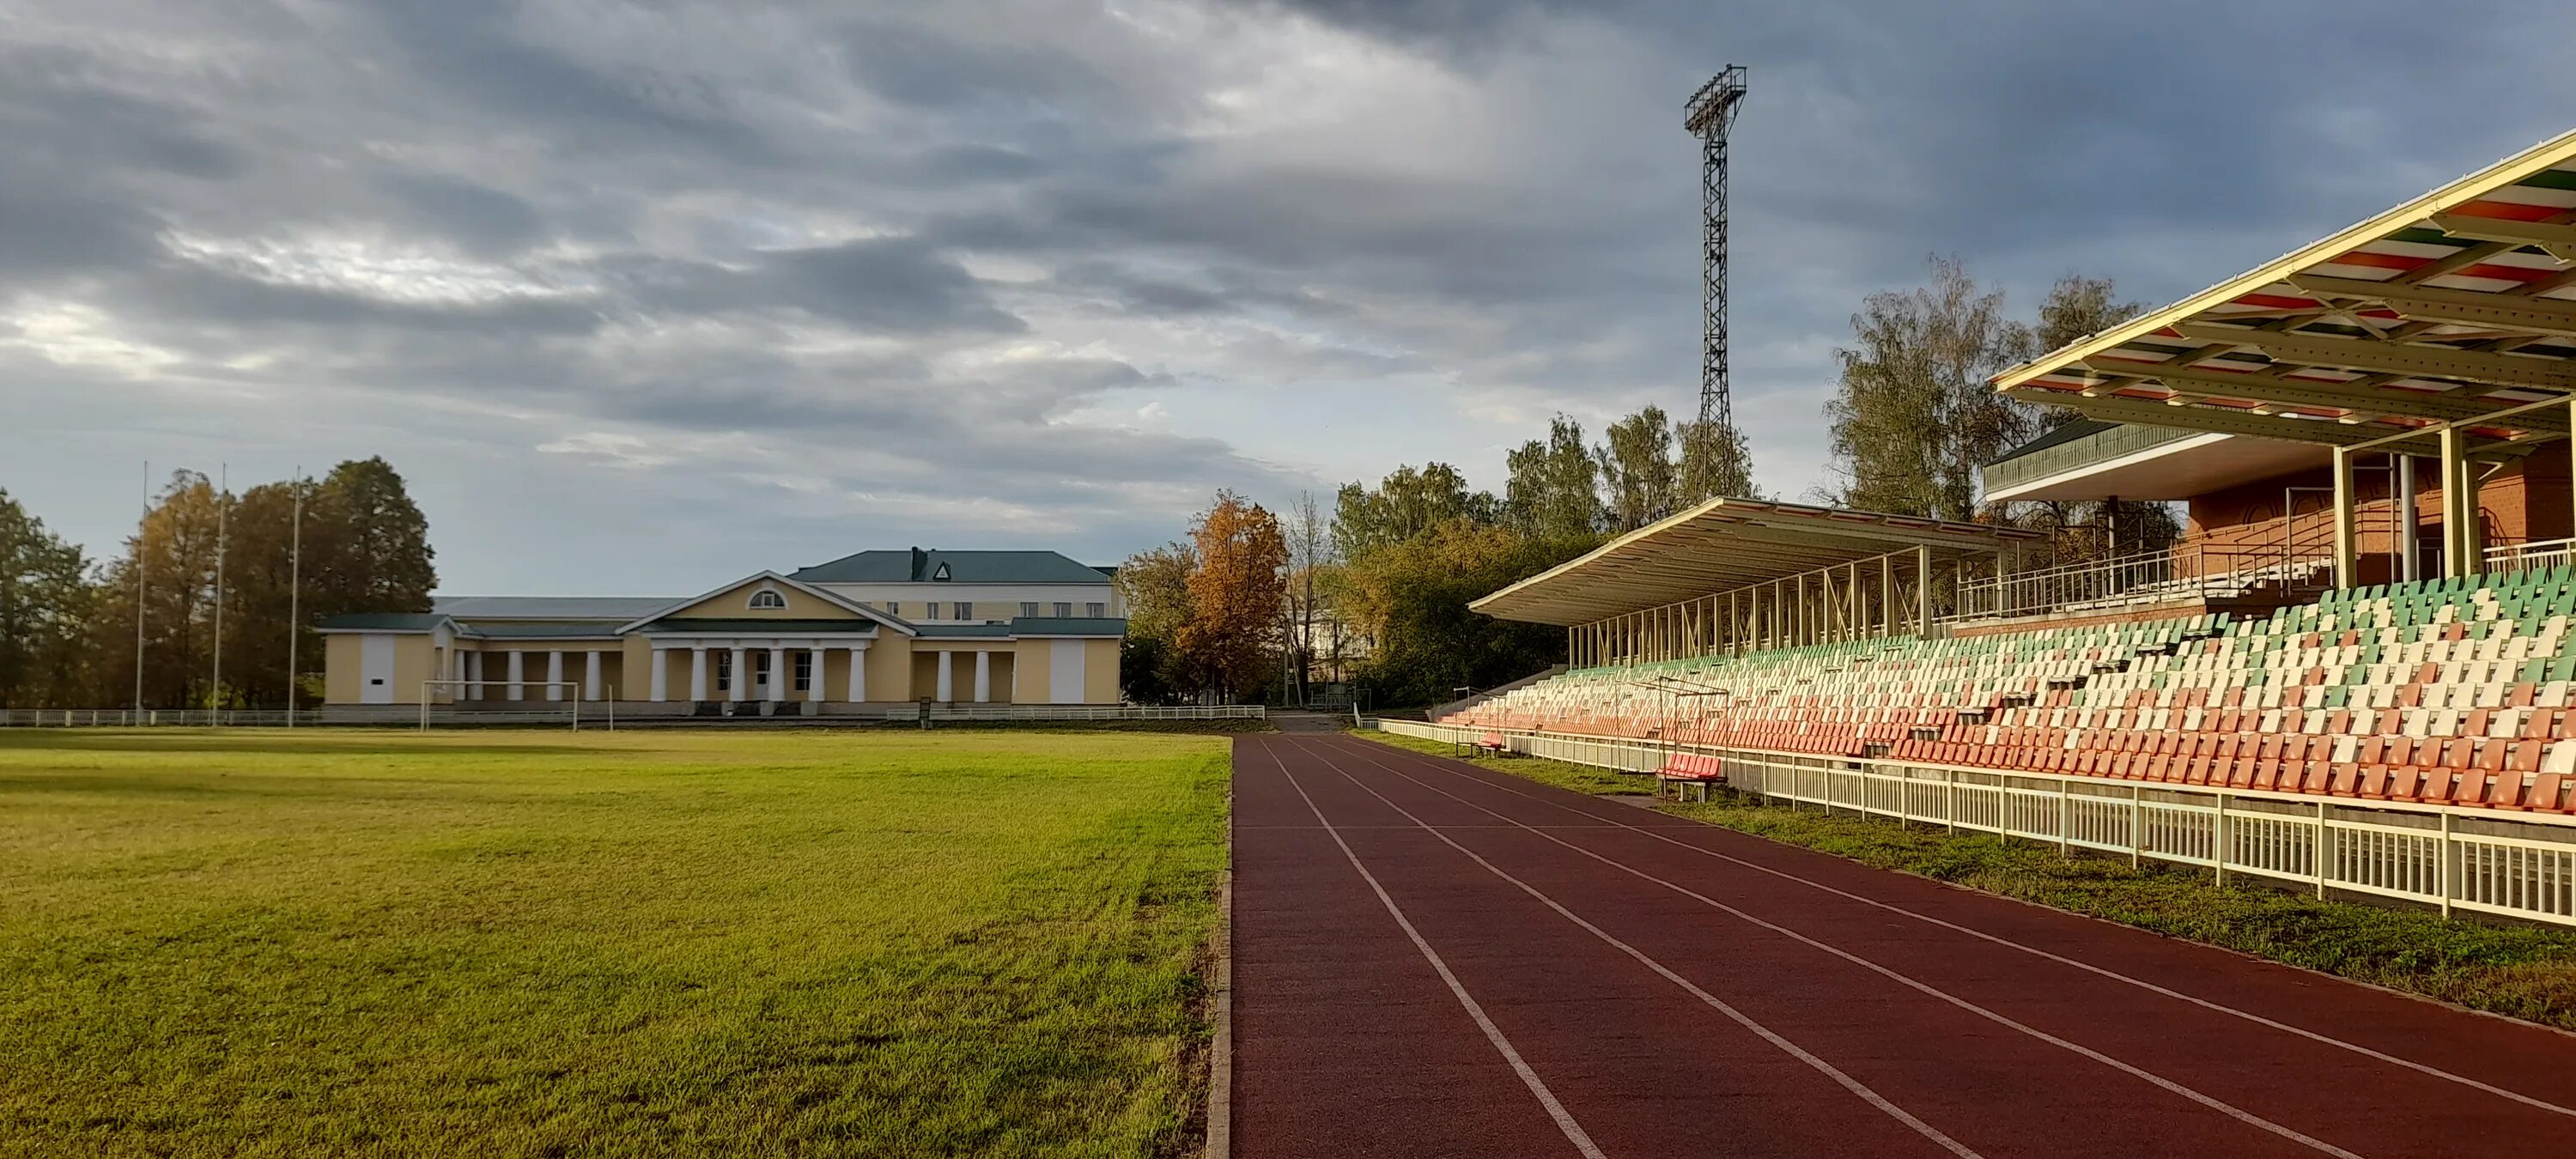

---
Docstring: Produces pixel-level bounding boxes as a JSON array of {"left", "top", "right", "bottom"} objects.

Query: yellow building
[{"left": 319, "top": 549, "right": 1125, "bottom": 716}]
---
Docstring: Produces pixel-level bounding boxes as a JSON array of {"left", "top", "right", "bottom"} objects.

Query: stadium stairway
[{"left": 1447, "top": 568, "right": 2576, "bottom": 815}]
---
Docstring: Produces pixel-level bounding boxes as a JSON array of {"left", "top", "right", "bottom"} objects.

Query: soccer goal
[{"left": 418, "top": 681, "right": 590, "bottom": 731}]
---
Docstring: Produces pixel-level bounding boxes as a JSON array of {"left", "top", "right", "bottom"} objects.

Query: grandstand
[{"left": 1412, "top": 130, "right": 2576, "bottom": 928}]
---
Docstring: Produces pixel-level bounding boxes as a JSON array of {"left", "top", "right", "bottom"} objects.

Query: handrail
[
  {"left": 2487, "top": 537, "right": 2576, "bottom": 573},
  {"left": 1378, "top": 719, "right": 2576, "bottom": 927}
]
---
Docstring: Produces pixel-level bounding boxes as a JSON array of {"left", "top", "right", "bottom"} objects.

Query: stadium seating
[{"left": 1447, "top": 567, "right": 2576, "bottom": 815}]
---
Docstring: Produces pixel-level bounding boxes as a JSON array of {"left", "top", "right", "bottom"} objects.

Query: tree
[
  {"left": 1504, "top": 415, "right": 1602, "bottom": 541},
  {"left": 1176, "top": 492, "right": 1287, "bottom": 701},
  {"left": 87, "top": 458, "right": 439, "bottom": 709},
  {"left": 1675, "top": 416, "right": 1758, "bottom": 505},
  {"left": 0, "top": 489, "right": 100, "bottom": 708},
  {"left": 1336, "top": 519, "right": 1583, "bottom": 706},
  {"left": 1332, "top": 463, "right": 1494, "bottom": 560},
  {"left": 1595, "top": 405, "right": 1680, "bottom": 531},
  {"left": 307, "top": 457, "right": 437, "bottom": 617},
  {"left": 1995, "top": 276, "right": 2179, "bottom": 562},
  {"left": 1113, "top": 541, "right": 1197, "bottom": 704},
  {"left": 1826, "top": 255, "right": 2031, "bottom": 520},
  {"left": 1283, "top": 490, "right": 1331, "bottom": 705}
]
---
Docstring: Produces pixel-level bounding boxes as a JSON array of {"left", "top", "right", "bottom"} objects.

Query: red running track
[{"left": 1228, "top": 732, "right": 2576, "bottom": 1158}]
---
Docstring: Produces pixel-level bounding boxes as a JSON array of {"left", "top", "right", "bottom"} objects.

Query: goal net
[{"left": 417, "top": 681, "right": 590, "bottom": 731}]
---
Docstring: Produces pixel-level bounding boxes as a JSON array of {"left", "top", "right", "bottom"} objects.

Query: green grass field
[
  {"left": 1358, "top": 730, "right": 2576, "bottom": 1029},
  {"left": 0, "top": 729, "right": 1230, "bottom": 1158}
]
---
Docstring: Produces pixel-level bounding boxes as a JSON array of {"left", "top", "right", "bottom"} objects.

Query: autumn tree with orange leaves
[{"left": 1169, "top": 491, "right": 1286, "bottom": 701}]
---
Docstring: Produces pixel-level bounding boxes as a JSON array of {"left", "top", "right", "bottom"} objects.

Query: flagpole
[
  {"left": 134, "top": 460, "right": 149, "bottom": 716},
  {"left": 212, "top": 463, "right": 227, "bottom": 727},
  {"left": 288, "top": 467, "right": 302, "bottom": 728}
]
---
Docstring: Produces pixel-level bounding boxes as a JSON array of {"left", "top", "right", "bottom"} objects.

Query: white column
[
  {"left": 936, "top": 649, "right": 954, "bottom": 701},
  {"left": 848, "top": 646, "right": 866, "bottom": 702},
  {"left": 807, "top": 646, "right": 826, "bottom": 703},
  {"left": 546, "top": 650, "right": 564, "bottom": 701},
  {"left": 467, "top": 651, "right": 483, "bottom": 700},
  {"left": 767, "top": 646, "right": 787, "bottom": 702},
  {"left": 689, "top": 647, "right": 708, "bottom": 701},
  {"left": 731, "top": 646, "right": 750, "bottom": 701},
  {"left": 507, "top": 651, "right": 525, "bottom": 701},
  {"left": 585, "top": 650, "right": 604, "bottom": 701},
  {"left": 650, "top": 648, "right": 669, "bottom": 702},
  {"left": 973, "top": 650, "right": 990, "bottom": 703}
]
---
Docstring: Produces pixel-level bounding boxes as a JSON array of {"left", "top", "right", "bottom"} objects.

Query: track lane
[
  {"left": 1230, "top": 735, "right": 1594, "bottom": 1156},
  {"left": 1237, "top": 735, "right": 1978, "bottom": 1159},
  {"left": 1325, "top": 734, "right": 2576, "bottom": 1156},
  {"left": 1293, "top": 737, "right": 2358, "bottom": 1158}
]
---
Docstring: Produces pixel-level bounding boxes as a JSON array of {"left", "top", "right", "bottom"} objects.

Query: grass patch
[
  {"left": 1352, "top": 731, "right": 2576, "bottom": 1031},
  {"left": 0, "top": 728, "right": 1229, "bottom": 1158}
]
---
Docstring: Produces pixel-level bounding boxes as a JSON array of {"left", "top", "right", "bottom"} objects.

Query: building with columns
[{"left": 318, "top": 549, "right": 1125, "bottom": 714}]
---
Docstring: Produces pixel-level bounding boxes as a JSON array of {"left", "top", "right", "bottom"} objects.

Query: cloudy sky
[{"left": 4, "top": 1, "right": 2571, "bottom": 595}]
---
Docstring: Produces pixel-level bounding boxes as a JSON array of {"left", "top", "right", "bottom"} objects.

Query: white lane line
[
  {"left": 1314, "top": 738, "right": 2366, "bottom": 1159},
  {"left": 1258, "top": 743, "right": 1607, "bottom": 1159},
  {"left": 1348, "top": 736, "right": 2576, "bottom": 1122},
  {"left": 1288, "top": 743, "right": 1982, "bottom": 1159}
]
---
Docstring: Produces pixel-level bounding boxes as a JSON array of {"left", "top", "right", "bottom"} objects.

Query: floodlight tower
[{"left": 1684, "top": 66, "right": 1748, "bottom": 433}]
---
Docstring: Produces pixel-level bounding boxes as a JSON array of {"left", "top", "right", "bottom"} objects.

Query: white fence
[
  {"left": 1, "top": 704, "right": 1264, "bottom": 728},
  {"left": 1379, "top": 719, "right": 2576, "bottom": 928},
  {"left": 0, "top": 709, "right": 325, "bottom": 728},
  {"left": 2488, "top": 537, "right": 2576, "bottom": 575}
]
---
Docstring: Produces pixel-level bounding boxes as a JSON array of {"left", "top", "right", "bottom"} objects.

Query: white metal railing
[
  {"left": 1, "top": 704, "right": 1264, "bottom": 728},
  {"left": 0, "top": 708, "right": 326, "bottom": 727},
  {"left": 1954, "top": 543, "right": 2333, "bottom": 622},
  {"left": 1375, "top": 720, "right": 2576, "bottom": 927},
  {"left": 2487, "top": 537, "right": 2576, "bottom": 574}
]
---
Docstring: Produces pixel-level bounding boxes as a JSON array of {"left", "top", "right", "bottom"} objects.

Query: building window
[
  {"left": 921, "top": 603, "right": 937, "bottom": 620},
  {"left": 884, "top": 602, "right": 897, "bottom": 617},
  {"left": 954, "top": 601, "right": 972, "bottom": 622},
  {"left": 715, "top": 650, "right": 732, "bottom": 692},
  {"left": 1020, "top": 601, "right": 1039, "bottom": 617},
  {"left": 753, "top": 651, "right": 772, "bottom": 694},
  {"left": 794, "top": 652, "right": 812, "bottom": 692},
  {"left": 748, "top": 589, "right": 787, "bottom": 610},
  {"left": 1086, "top": 602, "right": 1105, "bottom": 618},
  {"left": 1054, "top": 602, "right": 1072, "bottom": 618}
]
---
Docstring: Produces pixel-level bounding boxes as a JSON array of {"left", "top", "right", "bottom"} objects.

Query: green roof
[
  {"left": 792, "top": 548, "right": 1110, "bottom": 585},
  {"left": 1988, "top": 417, "right": 2123, "bottom": 466},
  {"left": 461, "top": 622, "right": 627, "bottom": 640},
  {"left": 1006, "top": 616, "right": 1127, "bottom": 637},
  {"left": 318, "top": 612, "right": 448, "bottom": 633},
  {"left": 637, "top": 619, "right": 883, "bottom": 634}
]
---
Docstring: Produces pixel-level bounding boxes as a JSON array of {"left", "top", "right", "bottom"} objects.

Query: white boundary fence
[
  {"left": 0, "top": 709, "right": 325, "bottom": 727},
  {"left": 3, "top": 704, "right": 1265, "bottom": 728},
  {"left": 1381, "top": 719, "right": 2576, "bottom": 929}
]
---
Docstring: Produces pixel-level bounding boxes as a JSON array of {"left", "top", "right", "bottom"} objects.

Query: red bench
[
  {"left": 1658, "top": 752, "right": 1725, "bottom": 801},
  {"left": 1475, "top": 731, "right": 1512, "bottom": 755}
]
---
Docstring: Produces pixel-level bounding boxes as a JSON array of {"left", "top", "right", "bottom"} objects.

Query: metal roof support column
[
  {"left": 1848, "top": 561, "right": 1862, "bottom": 642},
  {"left": 2331, "top": 445, "right": 2358, "bottom": 590},
  {"left": 2440, "top": 425, "right": 2470, "bottom": 579},
  {"left": 2398, "top": 455, "right": 2421, "bottom": 583},
  {"left": 1916, "top": 545, "right": 1932, "bottom": 635},
  {"left": 1881, "top": 552, "right": 1895, "bottom": 640}
]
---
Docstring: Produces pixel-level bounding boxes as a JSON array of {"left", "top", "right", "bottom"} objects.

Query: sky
[{"left": 5, "top": 1, "right": 2573, "bottom": 596}]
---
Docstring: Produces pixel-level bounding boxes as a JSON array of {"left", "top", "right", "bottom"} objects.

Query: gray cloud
[{"left": 3, "top": 0, "right": 2571, "bottom": 593}]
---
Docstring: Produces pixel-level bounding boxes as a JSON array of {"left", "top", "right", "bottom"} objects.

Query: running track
[{"left": 1229, "top": 732, "right": 2576, "bottom": 1158}]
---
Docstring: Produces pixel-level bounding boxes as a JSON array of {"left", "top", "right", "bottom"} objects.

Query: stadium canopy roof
[
  {"left": 1992, "top": 127, "right": 2576, "bottom": 460},
  {"left": 1469, "top": 497, "right": 2040, "bottom": 626}
]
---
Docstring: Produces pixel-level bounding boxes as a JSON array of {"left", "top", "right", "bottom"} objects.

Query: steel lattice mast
[{"left": 1684, "top": 66, "right": 1747, "bottom": 432}]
